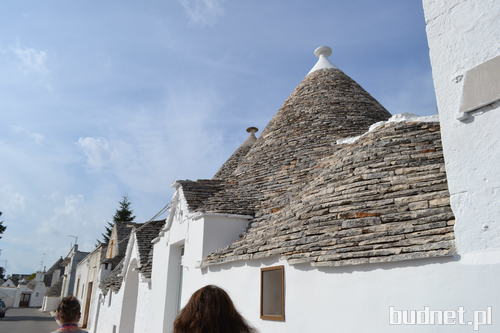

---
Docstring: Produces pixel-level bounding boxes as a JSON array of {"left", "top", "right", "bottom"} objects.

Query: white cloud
[
  {"left": 11, "top": 125, "right": 45, "bottom": 144},
  {"left": 11, "top": 45, "right": 49, "bottom": 74},
  {"left": 179, "top": 0, "right": 224, "bottom": 26},
  {"left": 0, "top": 185, "right": 26, "bottom": 216},
  {"left": 77, "top": 137, "right": 112, "bottom": 169}
]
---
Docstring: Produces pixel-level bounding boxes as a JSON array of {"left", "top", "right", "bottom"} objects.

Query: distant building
[
  {"left": 41, "top": 257, "right": 65, "bottom": 312},
  {"left": 73, "top": 244, "right": 108, "bottom": 329},
  {"left": 60, "top": 245, "right": 89, "bottom": 298},
  {"left": 1, "top": 278, "right": 16, "bottom": 288}
]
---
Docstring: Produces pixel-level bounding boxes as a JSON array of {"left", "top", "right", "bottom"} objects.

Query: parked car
[{"left": 0, "top": 299, "right": 6, "bottom": 319}]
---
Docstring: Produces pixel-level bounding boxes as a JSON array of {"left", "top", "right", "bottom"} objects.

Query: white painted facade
[
  {"left": 93, "top": 230, "right": 153, "bottom": 333},
  {"left": 42, "top": 294, "right": 60, "bottom": 312},
  {"left": 74, "top": 246, "right": 106, "bottom": 329},
  {"left": 61, "top": 245, "right": 88, "bottom": 298},
  {"left": 1, "top": 279, "right": 16, "bottom": 288},
  {"left": 423, "top": 0, "right": 500, "bottom": 257},
  {"left": 5, "top": 272, "right": 48, "bottom": 308},
  {"left": 41, "top": 267, "right": 64, "bottom": 312},
  {"left": 88, "top": 2, "right": 500, "bottom": 332},
  {"left": 0, "top": 286, "right": 17, "bottom": 307}
]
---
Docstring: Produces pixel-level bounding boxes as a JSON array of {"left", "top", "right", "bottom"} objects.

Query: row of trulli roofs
[
  {"left": 39, "top": 22, "right": 500, "bottom": 332},
  {"left": 56, "top": 46, "right": 453, "bottom": 329}
]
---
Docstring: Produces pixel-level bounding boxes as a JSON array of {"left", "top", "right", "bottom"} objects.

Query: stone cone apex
[
  {"left": 228, "top": 46, "right": 392, "bottom": 188},
  {"left": 212, "top": 127, "right": 259, "bottom": 180},
  {"left": 308, "top": 45, "right": 336, "bottom": 75}
]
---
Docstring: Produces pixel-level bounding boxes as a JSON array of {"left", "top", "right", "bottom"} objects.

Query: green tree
[
  {"left": 0, "top": 267, "right": 5, "bottom": 280},
  {"left": 98, "top": 196, "right": 136, "bottom": 245},
  {"left": 0, "top": 211, "right": 6, "bottom": 239}
]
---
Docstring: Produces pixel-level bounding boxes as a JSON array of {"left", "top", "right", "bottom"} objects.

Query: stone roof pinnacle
[{"left": 308, "top": 45, "right": 336, "bottom": 75}]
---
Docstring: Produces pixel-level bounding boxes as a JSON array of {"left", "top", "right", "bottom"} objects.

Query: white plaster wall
[
  {"left": 0, "top": 287, "right": 17, "bottom": 307},
  {"left": 202, "top": 215, "right": 250, "bottom": 259},
  {"left": 29, "top": 282, "right": 46, "bottom": 307},
  {"left": 150, "top": 234, "right": 171, "bottom": 333},
  {"left": 133, "top": 279, "right": 152, "bottom": 333},
  {"left": 148, "top": 189, "right": 253, "bottom": 333},
  {"left": 423, "top": 0, "right": 500, "bottom": 255},
  {"left": 176, "top": 257, "right": 499, "bottom": 333},
  {"left": 42, "top": 296, "right": 59, "bottom": 312},
  {"left": 74, "top": 257, "right": 89, "bottom": 301},
  {"left": 74, "top": 248, "right": 102, "bottom": 329},
  {"left": 93, "top": 288, "right": 124, "bottom": 333}
]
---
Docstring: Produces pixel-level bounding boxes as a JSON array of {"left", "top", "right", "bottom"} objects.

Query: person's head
[
  {"left": 56, "top": 296, "right": 81, "bottom": 324},
  {"left": 174, "top": 285, "right": 255, "bottom": 333}
]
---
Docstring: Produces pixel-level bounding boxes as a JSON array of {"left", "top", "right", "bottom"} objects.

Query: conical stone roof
[
  {"left": 195, "top": 62, "right": 391, "bottom": 216},
  {"left": 213, "top": 127, "right": 258, "bottom": 180},
  {"left": 175, "top": 47, "right": 454, "bottom": 268}
]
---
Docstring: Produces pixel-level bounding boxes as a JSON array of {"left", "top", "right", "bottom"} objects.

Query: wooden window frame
[{"left": 260, "top": 265, "right": 285, "bottom": 321}]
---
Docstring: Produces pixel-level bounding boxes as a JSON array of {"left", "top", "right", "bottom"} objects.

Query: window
[
  {"left": 108, "top": 291, "right": 113, "bottom": 307},
  {"left": 75, "top": 278, "right": 80, "bottom": 298},
  {"left": 260, "top": 266, "right": 285, "bottom": 321}
]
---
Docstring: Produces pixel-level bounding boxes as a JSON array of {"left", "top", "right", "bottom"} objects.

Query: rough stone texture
[
  {"left": 100, "top": 220, "right": 165, "bottom": 290},
  {"left": 46, "top": 280, "right": 63, "bottom": 297},
  {"left": 213, "top": 131, "right": 257, "bottom": 180},
  {"left": 176, "top": 67, "right": 455, "bottom": 268},
  {"left": 136, "top": 220, "right": 166, "bottom": 278},
  {"left": 101, "top": 222, "right": 141, "bottom": 269},
  {"left": 100, "top": 259, "right": 124, "bottom": 293},
  {"left": 43, "top": 257, "right": 64, "bottom": 287}
]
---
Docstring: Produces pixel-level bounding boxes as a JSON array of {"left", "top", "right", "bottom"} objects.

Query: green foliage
[
  {"left": 98, "top": 196, "right": 135, "bottom": 245},
  {"left": 0, "top": 267, "right": 5, "bottom": 280},
  {"left": 0, "top": 211, "right": 6, "bottom": 239},
  {"left": 26, "top": 273, "right": 36, "bottom": 281}
]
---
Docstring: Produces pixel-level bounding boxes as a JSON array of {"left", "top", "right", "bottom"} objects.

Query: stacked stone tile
[
  {"left": 100, "top": 220, "right": 165, "bottom": 291},
  {"left": 175, "top": 66, "right": 455, "bottom": 268},
  {"left": 136, "top": 220, "right": 166, "bottom": 278},
  {"left": 46, "top": 279, "right": 63, "bottom": 297},
  {"left": 100, "top": 259, "right": 124, "bottom": 293},
  {"left": 213, "top": 128, "right": 258, "bottom": 180}
]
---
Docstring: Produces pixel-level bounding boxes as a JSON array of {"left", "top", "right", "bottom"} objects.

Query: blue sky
[{"left": 0, "top": 0, "right": 436, "bottom": 274}]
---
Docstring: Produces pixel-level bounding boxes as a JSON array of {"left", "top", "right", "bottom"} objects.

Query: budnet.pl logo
[{"left": 389, "top": 306, "right": 493, "bottom": 331}]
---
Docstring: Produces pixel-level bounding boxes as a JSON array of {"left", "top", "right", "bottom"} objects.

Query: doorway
[
  {"left": 19, "top": 293, "right": 31, "bottom": 307},
  {"left": 82, "top": 282, "right": 93, "bottom": 328},
  {"left": 163, "top": 242, "right": 184, "bottom": 333}
]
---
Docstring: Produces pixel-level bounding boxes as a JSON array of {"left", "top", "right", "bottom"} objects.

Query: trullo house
[{"left": 90, "top": 1, "right": 500, "bottom": 331}]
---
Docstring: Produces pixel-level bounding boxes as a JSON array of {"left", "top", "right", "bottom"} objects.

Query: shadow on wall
[{"left": 203, "top": 254, "right": 461, "bottom": 275}]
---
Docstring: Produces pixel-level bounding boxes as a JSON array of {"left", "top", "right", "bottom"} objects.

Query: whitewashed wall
[
  {"left": 41, "top": 296, "right": 59, "bottom": 312},
  {"left": 29, "top": 281, "right": 46, "bottom": 307},
  {"left": 0, "top": 287, "right": 17, "bottom": 307},
  {"left": 423, "top": 0, "right": 500, "bottom": 256},
  {"left": 93, "top": 231, "right": 152, "bottom": 333},
  {"left": 93, "top": 287, "right": 124, "bottom": 333},
  {"left": 74, "top": 247, "right": 103, "bottom": 330}
]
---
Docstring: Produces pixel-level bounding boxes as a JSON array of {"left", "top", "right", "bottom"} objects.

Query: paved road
[{"left": 0, "top": 307, "right": 58, "bottom": 332}]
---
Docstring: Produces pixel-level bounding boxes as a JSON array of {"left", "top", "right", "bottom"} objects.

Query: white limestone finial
[{"left": 308, "top": 45, "right": 336, "bottom": 75}]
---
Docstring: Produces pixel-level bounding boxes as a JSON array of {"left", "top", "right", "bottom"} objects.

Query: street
[{"left": 0, "top": 307, "right": 58, "bottom": 332}]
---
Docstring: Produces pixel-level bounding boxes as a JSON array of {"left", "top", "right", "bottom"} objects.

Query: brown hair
[
  {"left": 56, "top": 296, "right": 81, "bottom": 323},
  {"left": 174, "top": 285, "right": 255, "bottom": 333}
]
